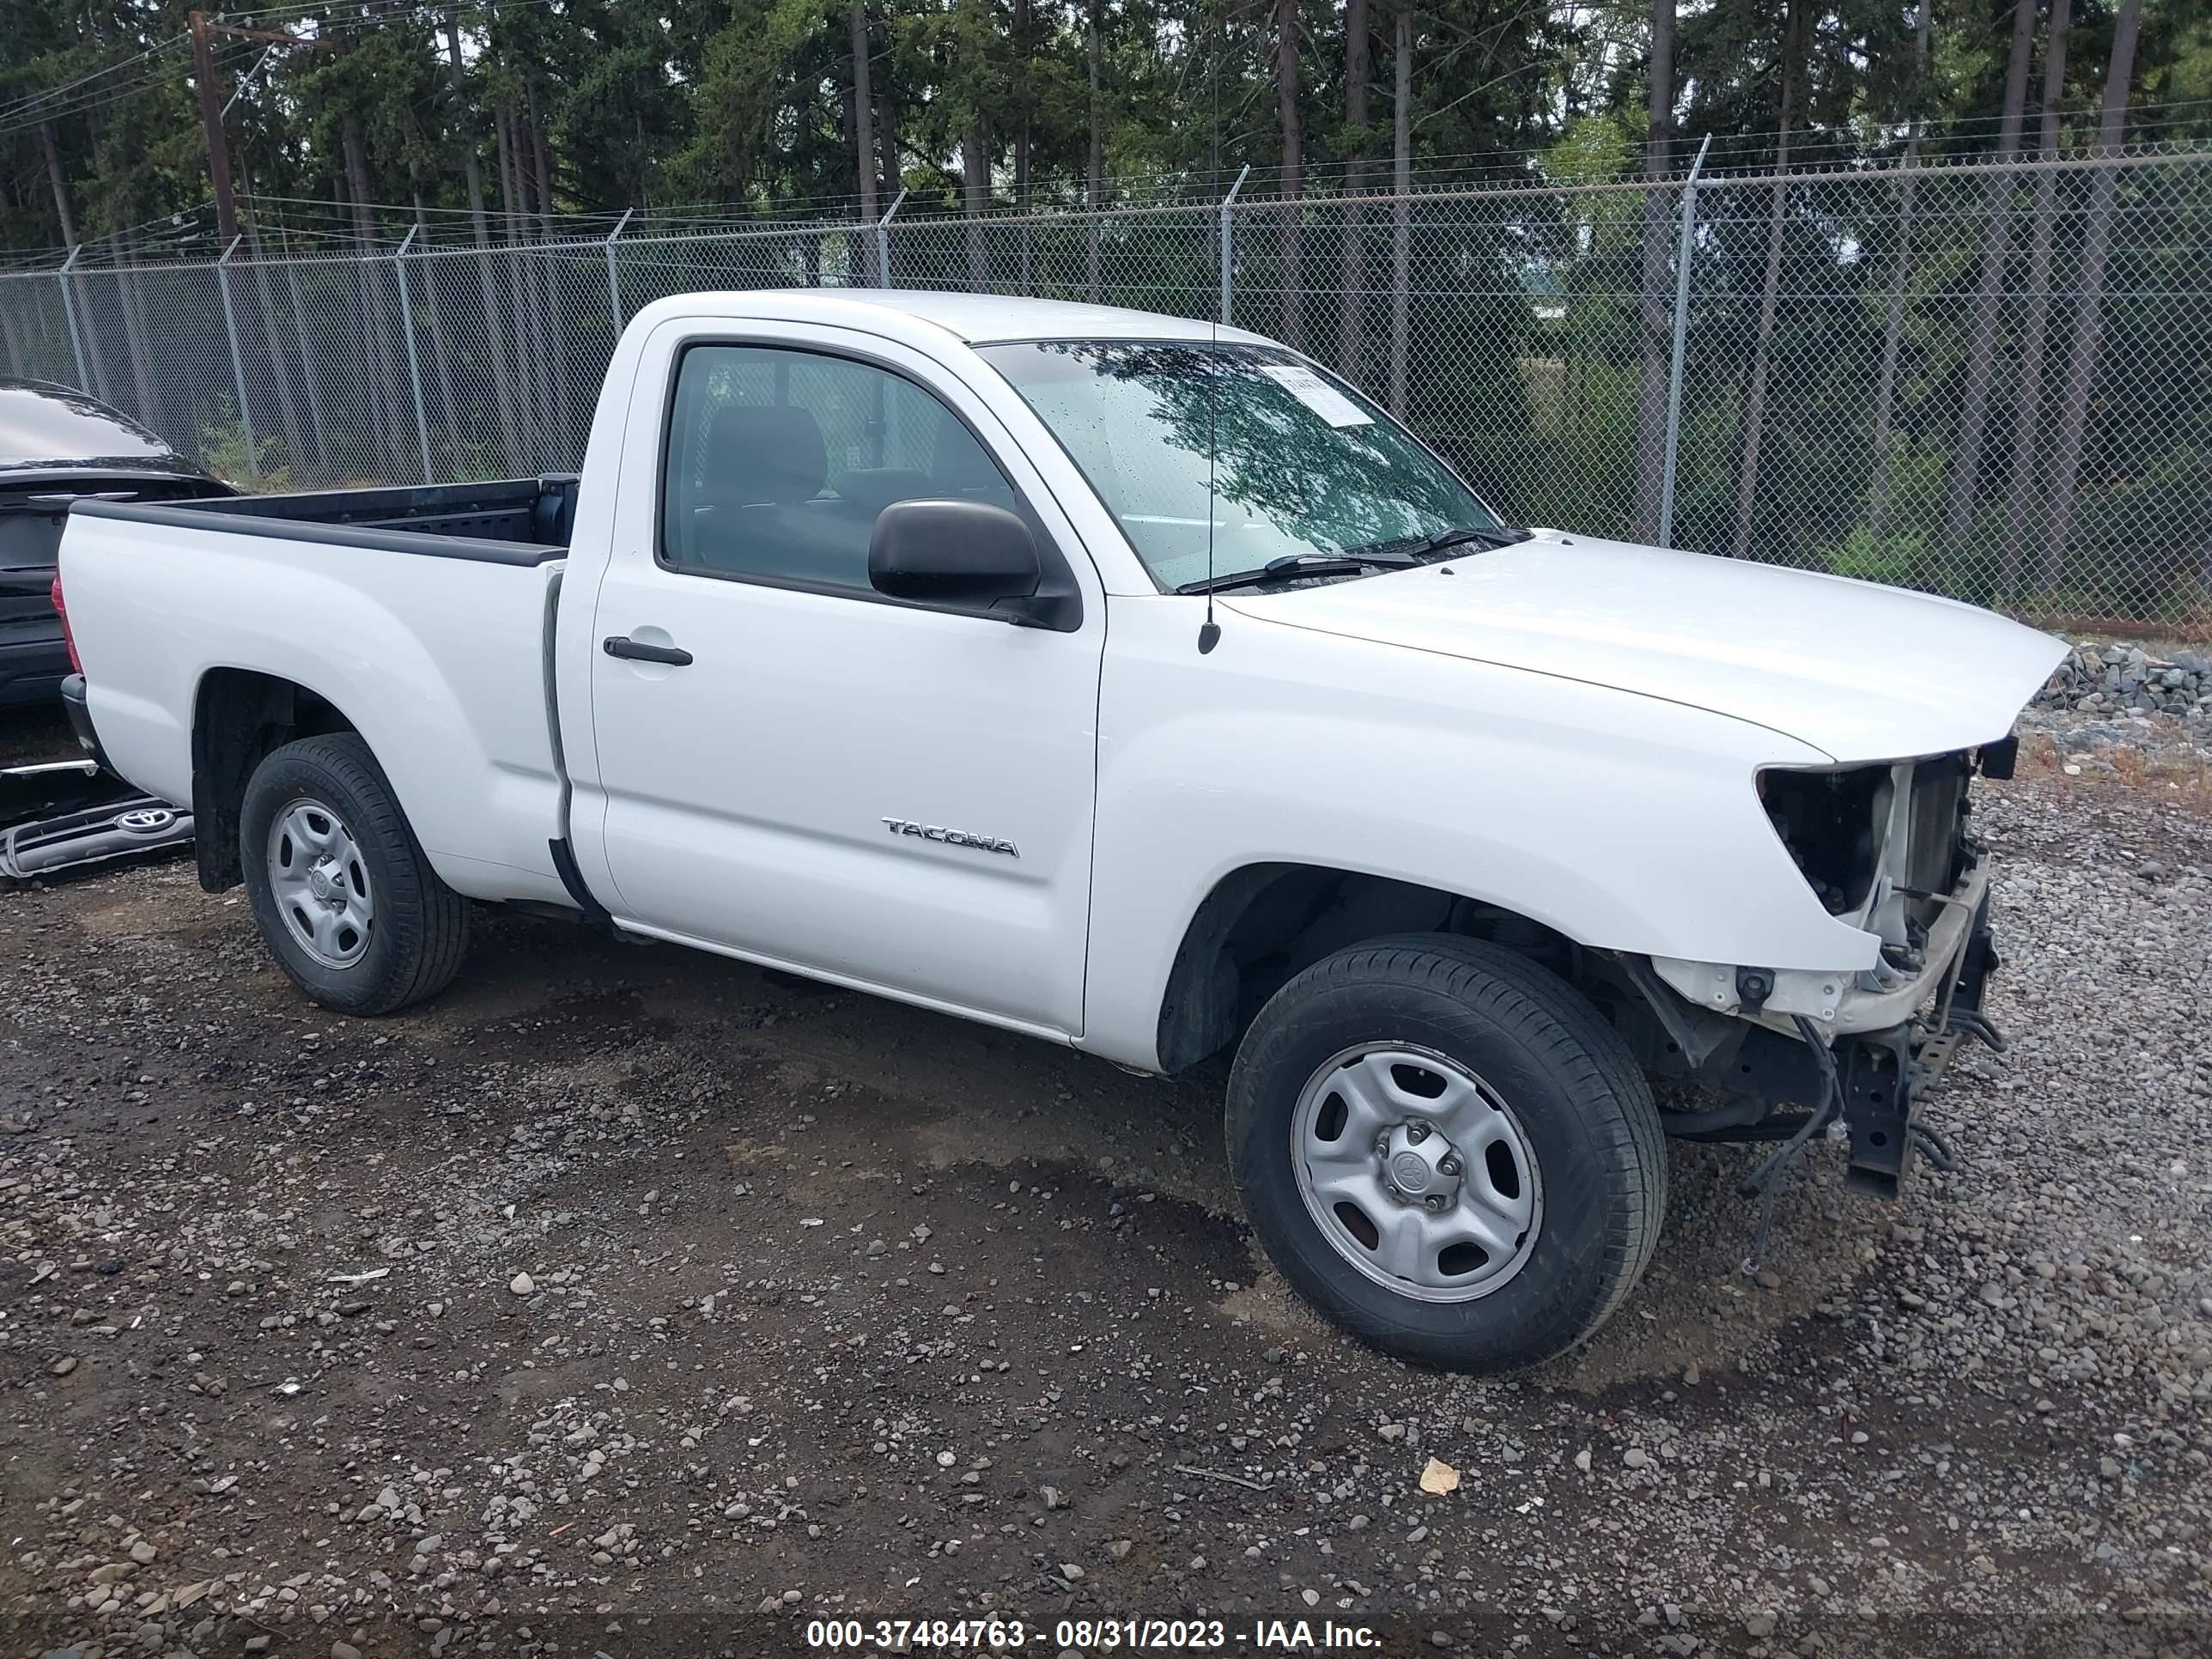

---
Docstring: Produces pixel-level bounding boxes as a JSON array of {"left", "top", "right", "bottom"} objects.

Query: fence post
[
  {"left": 215, "top": 235, "right": 260, "bottom": 484},
  {"left": 57, "top": 245, "right": 90, "bottom": 392},
  {"left": 392, "top": 224, "right": 434, "bottom": 485},
  {"left": 1657, "top": 134, "right": 1711, "bottom": 550},
  {"left": 876, "top": 187, "right": 907, "bottom": 289},
  {"left": 604, "top": 207, "right": 634, "bottom": 333},
  {"left": 1218, "top": 164, "right": 1250, "bottom": 325}
]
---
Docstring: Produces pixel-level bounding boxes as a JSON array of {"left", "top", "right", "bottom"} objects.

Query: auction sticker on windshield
[{"left": 1258, "top": 363, "right": 1373, "bottom": 428}]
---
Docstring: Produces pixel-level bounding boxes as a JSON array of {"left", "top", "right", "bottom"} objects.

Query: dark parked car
[{"left": 0, "top": 379, "right": 232, "bottom": 707}]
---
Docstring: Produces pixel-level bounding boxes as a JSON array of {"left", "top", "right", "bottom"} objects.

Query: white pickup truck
[{"left": 54, "top": 289, "right": 2063, "bottom": 1372}]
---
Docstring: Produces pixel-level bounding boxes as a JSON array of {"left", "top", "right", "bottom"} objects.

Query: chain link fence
[{"left": 3, "top": 149, "right": 2206, "bottom": 625}]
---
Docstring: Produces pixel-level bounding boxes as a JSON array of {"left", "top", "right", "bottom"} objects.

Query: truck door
[{"left": 576, "top": 321, "right": 1105, "bottom": 1038}]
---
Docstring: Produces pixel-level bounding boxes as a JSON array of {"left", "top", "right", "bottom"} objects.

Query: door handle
[{"left": 604, "top": 635, "right": 694, "bottom": 666}]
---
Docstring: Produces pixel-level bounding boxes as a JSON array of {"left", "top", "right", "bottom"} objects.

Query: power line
[{"left": 0, "top": 37, "right": 186, "bottom": 123}]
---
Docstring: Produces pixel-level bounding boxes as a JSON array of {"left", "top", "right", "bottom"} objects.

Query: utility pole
[
  {"left": 190, "top": 10, "right": 239, "bottom": 243},
  {"left": 189, "top": 10, "right": 328, "bottom": 244}
]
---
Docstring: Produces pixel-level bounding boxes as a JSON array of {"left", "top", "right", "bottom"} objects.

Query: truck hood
[{"left": 1222, "top": 530, "right": 2066, "bottom": 763}]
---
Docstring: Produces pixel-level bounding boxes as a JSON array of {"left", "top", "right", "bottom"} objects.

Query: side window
[{"left": 659, "top": 343, "right": 1018, "bottom": 591}]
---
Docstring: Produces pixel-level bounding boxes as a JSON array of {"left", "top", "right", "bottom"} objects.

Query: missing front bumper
[
  {"left": 1836, "top": 893, "right": 2002, "bottom": 1199},
  {"left": 1623, "top": 882, "right": 2003, "bottom": 1199}
]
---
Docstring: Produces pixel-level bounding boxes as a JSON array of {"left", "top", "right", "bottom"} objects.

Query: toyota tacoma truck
[{"left": 52, "top": 290, "right": 2063, "bottom": 1373}]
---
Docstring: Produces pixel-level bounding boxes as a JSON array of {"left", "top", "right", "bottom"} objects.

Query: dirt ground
[{"left": 0, "top": 712, "right": 2205, "bottom": 1659}]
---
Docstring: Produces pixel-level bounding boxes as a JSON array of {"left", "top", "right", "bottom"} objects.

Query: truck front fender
[{"left": 1079, "top": 604, "right": 1881, "bottom": 1073}]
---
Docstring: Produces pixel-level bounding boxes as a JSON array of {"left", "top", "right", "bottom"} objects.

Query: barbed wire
[{"left": 6, "top": 125, "right": 2209, "bottom": 271}]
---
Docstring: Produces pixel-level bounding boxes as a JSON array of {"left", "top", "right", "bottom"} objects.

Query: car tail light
[{"left": 50, "top": 572, "right": 82, "bottom": 674}]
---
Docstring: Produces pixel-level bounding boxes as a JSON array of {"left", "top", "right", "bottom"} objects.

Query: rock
[
  {"left": 49, "top": 1357, "right": 77, "bottom": 1377},
  {"left": 1624, "top": 1448, "right": 1652, "bottom": 1469},
  {"left": 1059, "top": 1563, "right": 1084, "bottom": 1581},
  {"left": 508, "top": 1273, "right": 536, "bottom": 1297},
  {"left": 1574, "top": 1449, "right": 1592, "bottom": 1472},
  {"left": 128, "top": 1540, "right": 156, "bottom": 1565},
  {"left": 1107, "top": 1540, "right": 1133, "bottom": 1560},
  {"left": 415, "top": 1534, "right": 442, "bottom": 1554},
  {"left": 332, "top": 1644, "right": 363, "bottom": 1659},
  {"left": 1747, "top": 1613, "right": 1777, "bottom": 1638}
]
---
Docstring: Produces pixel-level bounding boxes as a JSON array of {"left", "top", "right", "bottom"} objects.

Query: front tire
[
  {"left": 240, "top": 733, "right": 470, "bottom": 1015},
  {"left": 1227, "top": 934, "right": 1665, "bottom": 1373}
]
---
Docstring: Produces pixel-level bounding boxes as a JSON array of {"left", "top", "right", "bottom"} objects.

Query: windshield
[{"left": 976, "top": 340, "right": 1501, "bottom": 592}]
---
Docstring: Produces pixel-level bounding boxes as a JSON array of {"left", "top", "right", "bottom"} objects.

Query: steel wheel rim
[
  {"left": 1291, "top": 1042, "right": 1543, "bottom": 1304},
  {"left": 266, "top": 797, "right": 374, "bottom": 969}
]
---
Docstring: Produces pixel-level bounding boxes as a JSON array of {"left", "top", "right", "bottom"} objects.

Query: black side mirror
[{"left": 869, "top": 499, "right": 1042, "bottom": 617}]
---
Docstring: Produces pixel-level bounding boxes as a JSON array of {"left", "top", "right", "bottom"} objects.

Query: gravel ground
[{"left": 0, "top": 712, "right": 2207, "bottom": 1659}]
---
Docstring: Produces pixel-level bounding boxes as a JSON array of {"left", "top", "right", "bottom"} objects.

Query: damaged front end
[{"left": 1619, "top": 737, "right": 2018, "bottom": 1200}]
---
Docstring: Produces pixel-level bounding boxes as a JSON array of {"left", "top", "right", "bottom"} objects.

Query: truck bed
[
  {"left": 76, "top": 475, "right": 580, "bottom": 566},
  {"left": 59, "top": 477, "right": 577, "bottom": 908}
]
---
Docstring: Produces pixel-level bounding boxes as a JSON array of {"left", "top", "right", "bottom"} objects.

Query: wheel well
[
  {"left": 1155, "top": 864, "right": 1586, "bottom": 1073},
  {"left": 190, "top": 669, "right": 360, "bottom": 893}
]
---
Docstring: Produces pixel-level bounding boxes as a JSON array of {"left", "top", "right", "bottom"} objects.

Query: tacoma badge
[{"left": 881, "top": 817, "right": 1019, "bottom": 858}]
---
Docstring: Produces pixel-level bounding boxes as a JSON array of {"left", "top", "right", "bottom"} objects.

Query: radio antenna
[{"left": 1198, "top": 100, "right": 1245, "bottom": 656}]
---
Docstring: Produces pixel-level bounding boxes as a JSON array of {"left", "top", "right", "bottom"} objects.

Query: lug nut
[
  {"left": 1424, "top": 1194, "right": 1448, "bottom": 1212},
  {"left": 1438, "top": 1156, "right": 1461, "bottom": 1177},
  {"left": 1405, "top": 1121, "right": 1430, "bottom": 1143}
]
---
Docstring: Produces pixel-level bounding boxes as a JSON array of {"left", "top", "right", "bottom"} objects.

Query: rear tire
[
  {"left": 1226, "top": 933, "right": 1664, "bottom": 1373},
  {"left": 240, "top": 733, "right": 470, "bottom": 1015}
]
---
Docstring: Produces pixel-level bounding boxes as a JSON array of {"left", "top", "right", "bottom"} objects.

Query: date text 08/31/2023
[{"left": 805, "top": 1616, "right": 1385, "bottom": 1650}]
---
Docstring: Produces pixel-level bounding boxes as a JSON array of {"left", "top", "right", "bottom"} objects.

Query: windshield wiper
[
  {"left": 1176, "top": 550, "right": 1415, "bottom": 596},
  {"left": 1413, "top": 523, "right": 1534, "bottom": 556}
]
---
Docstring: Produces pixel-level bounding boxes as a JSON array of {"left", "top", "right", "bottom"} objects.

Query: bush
[{"left": 1825, "top": 526, "right": 1923, "bottom": 587}]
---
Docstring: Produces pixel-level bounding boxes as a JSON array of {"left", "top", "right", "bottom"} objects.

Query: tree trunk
[
  {"left": 1273, "top": 0, "right": 1304, "bottom": 347},
  {"left": 1013, "top": 0, "right": 1031, "bottom": 211},
  {"left": 1727, "top": 0, "right": 1804, "bottom": 562},
  {"left": 1387, "top": 7, "right": 1412, "bottom": 417},
  {"left": 0, "top": 303, "right": 27, "bottom": 380},
  {"left": 2037, "top": 0, "right": 2142, "bottom": 598},
  {"left": 1086, "top": 0, "right": 1103, "bottom": 300},
  {"left": 114, "top": 229, "right": 160, "bottom": 432},
  {"left": 447, "top": 7, "right": 521, "bottom": 468},
  {"left": 1940, "top": 0, "right": 2037, "bottom": 554},
  {"left": 505, "top": 101, "right": 556, "bottom": 462},
  {"left": 414, "top": 197, "right": 463, "bottom": 476},
  {"left": 1380, "top": 9, "right": 1415, "bottom": 422},
  {"left": 240, "top": 167, "right": 310, "bottom": 483},
  {"left": 1337, "top": 0, "right": 1370, "bottom": 380},
  {"left": 1865, "top": 0, "right": 1933, "bottom": 541},
  {"left": 849, "top": 0, "right": 878, "bottom": 282},
  {"left": 341, "top": 110, "right": 408, "bottom": 478},
  {"left": 38, "top": 122, "right": 77, "bottom": 245},
  {"left": 1998, "top": 0, "right": 2071, "bottom": 596},
  {"left": 1014, "top": 0, "right": 1032, "bottom": 294},
  {"left": 495, "top": 102, "right": 543, "bottom": 459},
  {"left": 525, "top": 88, "right": 580, "bottom": 456},
  {"left": 283, "top": 252, "right": 332, "bottom": 478},
  {"left": 962, "top": 120, "right": 991, "bottom": 289},
  {"left": 1632, "top": 0, "right": 1676, "bottom": 542}
]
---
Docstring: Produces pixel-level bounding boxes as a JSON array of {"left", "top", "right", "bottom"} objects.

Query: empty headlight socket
[{"left": 1735, "top": 966, "right": 1776, "bottom": 1012}]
